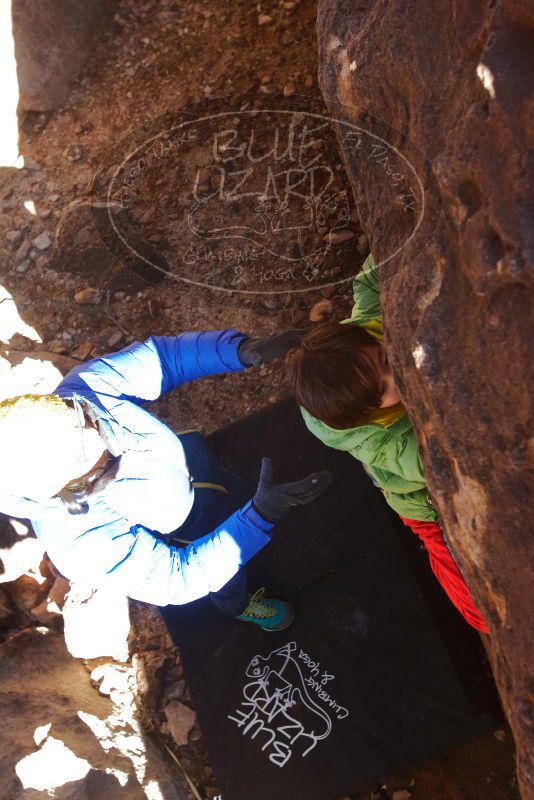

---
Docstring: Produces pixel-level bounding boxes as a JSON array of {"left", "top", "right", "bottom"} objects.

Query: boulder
[
  {"left": 0, "top": 628, "right": 186, "bottom": 799},
  {"left": 316, "top": 1, "right": 533, "bottom": 795},
  {"left": 11, "top": 0, "right": 116, "bottom": 112}
]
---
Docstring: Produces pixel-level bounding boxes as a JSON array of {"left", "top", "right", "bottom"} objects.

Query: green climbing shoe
[{"left": 236, "top": 587, "right": 295, "bottom": 632}]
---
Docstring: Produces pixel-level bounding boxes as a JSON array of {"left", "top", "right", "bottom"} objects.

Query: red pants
[{"left": 401, "top": 517, "right": 489, "bottom": 633}]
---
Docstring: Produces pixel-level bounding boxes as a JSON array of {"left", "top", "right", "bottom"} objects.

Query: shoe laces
[{"left": 242, "top": 587, "right": 276, "bottom": 619}]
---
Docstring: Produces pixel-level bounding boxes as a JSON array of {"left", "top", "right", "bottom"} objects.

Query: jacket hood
[{"left": 301, "top": 407, "right": 411, "bottom": 458}]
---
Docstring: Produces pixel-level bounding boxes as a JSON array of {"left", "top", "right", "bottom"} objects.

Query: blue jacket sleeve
[
  {"left": 33, "top": 501, "right": 273, "bottom": 606},
  {"left": 57, "top": 329, "right": 248, "bottom": 403}
]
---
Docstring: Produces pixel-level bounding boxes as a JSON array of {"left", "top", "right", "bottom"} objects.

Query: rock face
[
  {"left": 316, "top": 1, "right": 533, "bottom": 796},
  {"left": 11, "top": 0, "right": 116, "bottom": 112},
  {"left": 0, "top": 628, "right": 185, "bottom": 799}
]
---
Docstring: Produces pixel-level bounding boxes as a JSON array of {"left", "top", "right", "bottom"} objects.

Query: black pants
[{"left": 171, "top": 431, "right": 253, "bottom": 616}]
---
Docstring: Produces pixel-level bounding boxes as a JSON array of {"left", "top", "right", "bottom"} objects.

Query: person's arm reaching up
[{"left": 57, "top": 329, "right": 248, "bottom": 404}]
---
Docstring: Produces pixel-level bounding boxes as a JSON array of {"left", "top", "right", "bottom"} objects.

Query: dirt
[{"left": 0, "top": 0, "right": 521, "bottom": 798}]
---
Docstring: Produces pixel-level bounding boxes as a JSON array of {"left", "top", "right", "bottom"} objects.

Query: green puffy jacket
[{"left": 301, "top": 255, "right": 436, "bottom": 522}]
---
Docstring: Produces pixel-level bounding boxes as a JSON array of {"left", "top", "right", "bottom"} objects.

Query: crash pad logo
[
  {"left": 228, "top": 641, "right": 349, "bottom": 768},
  {"left": 94, "top": 98, "right": 429, "bottom": 296}
]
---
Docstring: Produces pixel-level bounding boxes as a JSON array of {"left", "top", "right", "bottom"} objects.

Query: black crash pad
[{"left": 161, "top": 399, "right": 499, "bottom": 800}]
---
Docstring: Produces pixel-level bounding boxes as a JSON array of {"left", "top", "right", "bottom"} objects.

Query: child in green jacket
[{"left": 287, "top": 255, "right": 488, "bottom": 632}]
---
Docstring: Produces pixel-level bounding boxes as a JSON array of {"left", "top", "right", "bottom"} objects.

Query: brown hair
[
  {"left": 57, "top": 448, "right": 119, "bottom": 515},
  {"left": 287, "top": 321, "right": 382, "bottom": 429},
  {"left": 56, "top": 401, "right": 119, "bottom": 515}
]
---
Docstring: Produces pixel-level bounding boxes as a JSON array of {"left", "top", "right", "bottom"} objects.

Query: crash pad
[{"left": 161, "top": 399, "right": 499, "bottom": 800}]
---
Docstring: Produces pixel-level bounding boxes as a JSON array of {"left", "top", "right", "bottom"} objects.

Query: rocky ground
[{"left": 0, "top": 0, "right": 521, "bottom": 798}]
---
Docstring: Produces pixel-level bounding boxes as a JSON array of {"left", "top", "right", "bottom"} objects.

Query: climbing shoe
[{"left": 236, "top": 587, "right": 295, "bottom": 632}]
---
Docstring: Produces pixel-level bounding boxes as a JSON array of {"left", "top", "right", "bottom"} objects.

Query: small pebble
[
  {"left": 6, "top": 230, "right": 22, "bottom": 245},
  {"left": 325, "top": 229, "right": 355, "bottom": 245},
  {"left": 15, "top": 240, "right": 30, "bottom": 261},
  {"left": 23, "top": 156, "right": 41, "bottom": 171},
  {"left": 356, "top": 233, "right": 369, "bottom": 254},
  {"left": 74, "top": 287, "right": 102, "bottom": 305},
  {"left": 71, "top": 340, "right": 93, "bottom": 360},
  {"left": 108, "top": 330, "right": 124, "bottom": 348},
  {"left": 32, "top": 231, "right": 51, "bottom": 250},
  {"left": 258, "top": 13, "right": 273, "bottom": 25},
  {"left": 283, "top": 82, "right": 296, "bottom": 97},
  {"left": 15, "top": 260, "right": 31, "bottom": 274}
]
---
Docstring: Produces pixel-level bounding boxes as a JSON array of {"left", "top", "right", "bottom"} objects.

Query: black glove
[
  {"left": 252, "top": 457, "right": 333, "bottom": 522},
  {"left": 238, "top": 330, "right": 304, "bottom": 368}
]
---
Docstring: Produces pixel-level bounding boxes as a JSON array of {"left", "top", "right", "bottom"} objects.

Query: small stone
[
  {"left": 317, "top": 225, "right": 329, "bottom": 235},
  {"left": 6, "top": 230, "right": 22, "bottom": 245},
  {"left": 63, "top": 144, "right": 83, "bottom": 162},
  {"left": 163, "top": 701, "right": 196, "bottom": 746},
  {"left": 494, "top": 729, "right": 506, "bottom": 742},
  {"left": 71, "top": 340, "right": 93, "bottom": 360},
  {"left": 325, "top": 229, "right": 355, "bottom": 245},
  {"left": 32, "top": 231, "right": 51, "bottom": 250},
  {"left": 48, "top": 340, "right": 68, "bottom": 354},
  {"left": 15, "top": 240, "right": 30, "bottom": 262},
  {"left": 283, "top": 82, "right": 296, "bottom": 97},
  {"left": 113, "top": 291, "right": 126, "bottom": 301},
  {"left": 166, "top": 679, "right": 186, "bottom": 702},
  {"left": 23, "top": 156, "right": 41, "bottom": 171},
  {"left": 74, "top": 287, "right": 101, "bottom": 305},
  {"left": 108, "top": 330, "right": 124, "bottom": 348},
  {"left": 16, "top": 260, "right": 31, "bottom": 274},
  {"left": 39, "top": 208, "right": 52, "bottom": 219},
  {"left": 356, "top": 233, "right": 369, "bottom": 254},
  {"left": 309, "top": 298, "right": 333, "bottom": 321},
  {"left": 392, "top": 791, "right": 412, "bottom": 800},
  {"left": 49, "top": 194, "right": 61, "bottom": 203},
  {"left": 258, "top": 13, "right": 273, "bottom": 25}
]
